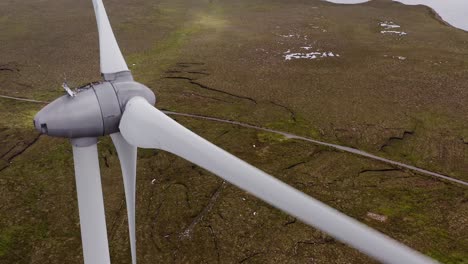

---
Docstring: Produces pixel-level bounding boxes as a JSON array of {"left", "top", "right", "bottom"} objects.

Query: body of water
[{"left": 324, "top": 0, "right": 468, "bottom": 31}]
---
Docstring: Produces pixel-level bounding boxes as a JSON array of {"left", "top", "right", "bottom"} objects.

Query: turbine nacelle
[{"left": 33, "top": 71, "right": 155, "bottom": 141}]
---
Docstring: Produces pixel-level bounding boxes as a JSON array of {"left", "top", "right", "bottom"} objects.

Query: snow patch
[
  {"left": 366, "top": 212, "right": 388, "bottom": 222},
  {"left": 380, "top": 21, "right": 407, "bottom": 36},
  {"left": 284, "top": 50, "right": 340, "bottom": 60},
  {"left": 381, "top": 30, "right": 407, "bottom": 36},
  {"left": 379, "top": 22, "right": 401, "bottom": 29},
  {"left": 276, "top": 32, "right": 340, "bottom": 61},
  {"left": 385, "top": 55, "right": 407, "bottom": 60}
]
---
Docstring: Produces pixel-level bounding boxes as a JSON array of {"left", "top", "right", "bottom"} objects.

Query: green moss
[
  {"left": 0, "top": 222, "right": 48, "bottom": 258},
  {"left": 0, "top": 99, "right": 41, "bottom": 129},
  {"left": 128, "top": 26, "right": 198, "bottom": 82},
  {"left": 257, "top": 132, "right": 287, "bottom": 143},
  {"left": 196, "top": 14, "right": 227, "bottom": 29},
  {"left": 127, "top": 8, "right": 227, "bottom": 83},
  {"left": 460, "top": 129, "right": 468, "bottom": 143},
  {"left": 0, "top": 16, "right": 28, "bottom": 39},
  {"left": 428, "top": 250, "right": 468, "bottom": 264},
  {"left": 0, "top": 16, "right": 8, "bottom": 24},
  {"left": 0, "top": 226, "right": 16, "bottom": 257},
  {"left": 266, "top": 115, "right": 322, "bottom": 139},
  {"left": 412, "top": 111, "right": 454, "bottom": 129}
]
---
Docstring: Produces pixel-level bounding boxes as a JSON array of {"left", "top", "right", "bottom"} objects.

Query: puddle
[{"left": 323, "top": 0, "right": 468, "bottom": 31}]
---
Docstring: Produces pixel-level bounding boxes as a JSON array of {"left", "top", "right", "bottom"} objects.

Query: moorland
[{"left": 1, "top": 0, "right": 467, "bottom": 263}]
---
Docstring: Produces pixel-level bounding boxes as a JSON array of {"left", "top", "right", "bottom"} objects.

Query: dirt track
[{"left": 2, "top": 94, "right": 466, "bottom": 186}]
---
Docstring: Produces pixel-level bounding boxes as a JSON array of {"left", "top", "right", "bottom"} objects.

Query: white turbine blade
[
  {"left": 92, "top": 0, "right": 129, "bottom": 74},
  {"left": 72, "top": 143, "right": 111, "bottom": 264},
  {"left": 119, "top": 97, "right": 438, "bottom": 264},
  {"left": 110, "top": 133, "right": 137, "bottom": 264}
]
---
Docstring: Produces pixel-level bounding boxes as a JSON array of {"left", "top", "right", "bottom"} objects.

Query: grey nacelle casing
[{"left": 33, "top": 71, "right": 155, "bottom": 139}]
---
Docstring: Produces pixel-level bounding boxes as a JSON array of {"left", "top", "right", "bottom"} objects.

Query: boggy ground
[{"left": 0, "top": 0, "right": 467, "bottom": 263}]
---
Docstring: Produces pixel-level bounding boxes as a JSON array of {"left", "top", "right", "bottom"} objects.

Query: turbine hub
[{"left": 33, "top": 71, "right": 155, "bottom": 139}]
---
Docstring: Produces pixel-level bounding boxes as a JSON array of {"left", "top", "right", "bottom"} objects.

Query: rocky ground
[{"left": 0, "top": 0, "right": 467, "bottom": 263}]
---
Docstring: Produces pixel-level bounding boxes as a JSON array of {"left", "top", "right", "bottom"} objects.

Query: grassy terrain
[{"left": 0, "top": 0, "right": 467, "bottom": 263}]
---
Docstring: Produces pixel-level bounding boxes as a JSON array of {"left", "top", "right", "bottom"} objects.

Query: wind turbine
[{"left": 32, "top": 0, "right": 438, "bottom": 263}]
